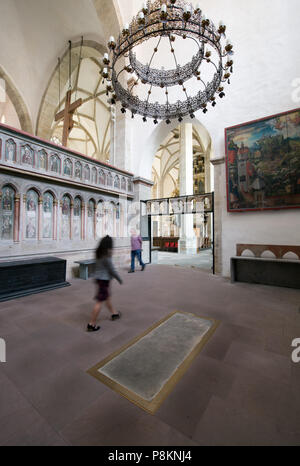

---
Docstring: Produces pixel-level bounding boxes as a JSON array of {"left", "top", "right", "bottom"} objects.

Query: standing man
[{"left": 128, "top": 229, "right": 146, "bottom": 273}]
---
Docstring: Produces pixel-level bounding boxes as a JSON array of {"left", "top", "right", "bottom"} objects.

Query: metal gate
[{"left": 140, "top": 192, "right": 215, "bottom": 274}]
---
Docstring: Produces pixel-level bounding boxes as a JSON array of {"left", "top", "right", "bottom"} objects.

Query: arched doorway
[{"left": 143, "top": 120, "right": 215, "bottom": 272}]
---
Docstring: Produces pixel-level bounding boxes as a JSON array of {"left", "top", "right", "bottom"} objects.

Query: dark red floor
[{"left": 0, "top": 264, "right": 299, "bottom": 445}]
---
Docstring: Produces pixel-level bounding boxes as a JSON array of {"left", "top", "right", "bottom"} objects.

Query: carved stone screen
[
  {"left": 1, "top": 186, "right": 14, "bottom": 240},
  {"left": 87, "top": 200, "right": 95, "bottom": 239},
  {"left": 43, "top": 192, "right": 53, "bottom": 239},
  {"left": 73, "top": 197, "right": 82, "bottom": 240},
  {"left": 26, "top": 189, "right": 38, "bottom": 239},
  {"left": 61, "top": 195, "right": 71, "bottom": 239},
  {"left": 96, "top": 202, "right": 103, "bottom": 239}
]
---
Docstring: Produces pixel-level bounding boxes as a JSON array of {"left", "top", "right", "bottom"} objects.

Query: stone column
[
  {"left": 178, "top": 123, "right": 197, "bottom": 254},
  {"left": 12, "top": 194, "right": 19, "bottom": 243},
  {"left": 70, "top": 201, "right": 74, "bottom": 240},
  {"left": 211, "top": 156, "right": 225, "bottom": 275},
  {"left": 53, "top": 199, "right": 58, "bottom": 240},
  {"left": 22, "top": 194, "right": 27, "bottom": 240},
  {"left": 59, "top": 200, "right": 63, "bottom": 241},
  {"left": 38, "top": 196, "right": 43, "bottom": 240},
  {"left": 129, "top": 178, "right": 153, "bottom": 258},
  {"left": 110, "top": 106, "right": 116, "bottom": 166},
  {"left": 113, "top": 108, "right": 132, "bottom": 172},
  {"left": 131, "top": 177, "right": 153, "bottom": 233},
  {"left": 81, "top": 202, "right": 85, "bottom": 240},
  {"left": 93, "top": 205, "right": 97, "bottom": 240}
]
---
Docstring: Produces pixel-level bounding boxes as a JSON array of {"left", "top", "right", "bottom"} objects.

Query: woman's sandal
[
  {"left": 111, "top": 312, "right": 121, "bottom": 321},
  {"left": 87, "top": 324, "right": 101, "bottom": 332}
]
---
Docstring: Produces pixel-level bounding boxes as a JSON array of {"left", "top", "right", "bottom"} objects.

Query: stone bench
[
  {"left": 75, "top": 260, "right": 96, "bottom": 280},
  {"left": 231, "top": 244, "right": 300, "bottom": 289}
]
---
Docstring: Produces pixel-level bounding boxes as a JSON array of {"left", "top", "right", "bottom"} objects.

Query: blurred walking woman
[{"left": 87, "top": 235, "right": 122, "bottom": 332}]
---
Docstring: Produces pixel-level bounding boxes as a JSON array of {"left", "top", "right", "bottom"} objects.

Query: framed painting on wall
[{"left": 225, "top": 108, "right": 300, "bottom": 212}]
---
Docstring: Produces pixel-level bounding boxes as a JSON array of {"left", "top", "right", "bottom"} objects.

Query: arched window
[
  {"left": 38, "top": 150, "right": 47, "bottom": 170},
  {"left": 114, "top": 175, "right": 120, "bottom": 189},
  {"left": 21, "top": 145, "right": 34, "bottom": 167},
  {"left": 75, "top": 161, "right": 82, "bottom": 179},
  {"left": 26, "top": 189, "right": 38, "bottom": 239},
  {"left": 43, "top": 192, "right": 54, "bottom": 239},
  {"left": 64, "top": 158, "right": 73, "bottom": 177},
  {"left": 84, "top": 165, "right": 90, "bottom": 182},
  {"left": 87, "top": 199, "right": 95, "bottom": 239},
  {"left": 73, "top": 197, "right": 82, "bottom": 240},
  {"left": 99, "top": 170, "right": 106, "bottom": 185},
  {"left": 121, "top": 177, "right": 126, "bottom": 191},
  {"left": 1, "top": 185, "right": 15, "bottom": 240},
  {"left": 92, "top": 167, "right": 97, "bottom": 184},
  {"left": 50, "top": 154, "right": 61, "bottom": 173},
  {"left": 96, "top": 201, "right": 103, "bottom": 238},
  {"left": 61, "top": 195, "right": 71, "bottom": 239},
  {"left": 5, "top": 139, "right": 16, "bottom": 162}
]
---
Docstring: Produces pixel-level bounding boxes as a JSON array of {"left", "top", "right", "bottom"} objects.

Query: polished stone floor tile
[{"left": 0, "top": 264, "right": 300, "bottom": 445}]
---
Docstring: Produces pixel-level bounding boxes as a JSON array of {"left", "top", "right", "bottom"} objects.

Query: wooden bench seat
[{"left": 231, "top": 244, "right": 300, "bottom": 289}]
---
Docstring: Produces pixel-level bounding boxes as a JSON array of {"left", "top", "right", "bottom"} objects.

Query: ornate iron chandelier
[{"left": 102, "top": 0, "right": 234, "bottom": 124}]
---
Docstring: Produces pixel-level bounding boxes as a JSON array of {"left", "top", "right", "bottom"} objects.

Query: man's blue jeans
[{"left": 131, "top": 249, "right": 145, "bottom": 271}]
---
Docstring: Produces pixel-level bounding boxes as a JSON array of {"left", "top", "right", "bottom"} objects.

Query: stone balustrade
[{"left": 0, "top": 123, "right": 134, "bottom": 196}]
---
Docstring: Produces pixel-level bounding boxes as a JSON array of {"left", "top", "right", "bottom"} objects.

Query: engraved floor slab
[{"left": 88, "top": 311, "right": 219, "bottom": 413}]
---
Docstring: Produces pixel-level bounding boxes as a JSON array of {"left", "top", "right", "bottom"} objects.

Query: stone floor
[
  {"left": 0, "top": 264, "right": 300, "bottom": 446},
  {"left": 157, "top": 249, "right": 213, "bottom": 272}
]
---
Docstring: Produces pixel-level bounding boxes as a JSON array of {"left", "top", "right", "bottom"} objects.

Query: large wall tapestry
[{"left": 226, "top": 108, "right": 300, "bottom": 211}]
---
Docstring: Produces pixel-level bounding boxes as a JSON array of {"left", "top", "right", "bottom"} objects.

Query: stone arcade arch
[
  {"left": 0, "top": 66, "right": 33, "bottom": 133},
  {"left": 138, "top": 118, "right": 214, "bottom": 184},
  {"left": 138, "top": 118, "right": 218, "bottom": 268}
]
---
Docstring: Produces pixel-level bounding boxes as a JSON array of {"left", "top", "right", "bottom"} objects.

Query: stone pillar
[
  {"left": 59, "top": 200, "right": 63, "bottom": 240},
  {"left": 110, "top": 107, "right": 116, "bottom": 166},
  {"left": 53, "top": 199, "right": 58, "bottom": 240},
  {"left": 178, "top": 123, "right": 197, "bottom": 254},
  {"left": 70, "top": 201, "right": 74, "bottom": 240},
  {"left": 14, "top": 194, "right": 20, "bottom": 243},
  {"left": 38, "top": 196, "right": 43, "bottom": 240},
  {"left": 131, "top": 178, "right": 153, "bottom": 262},
  {"left": 93, "top": 205, "right": 97, "bottom": 240},
  {"left": 81, "top": 202, "right": 85, "bottom": 240},
  {"left": 113, "top": 108, "right": 132, "bottom": 172},
  {"left": 211, "top": 156, "right": 225, "bottom": 275},
  {"left": 133, "top": 177, "right": 153, "bottom": 203},
  {"left": 22, "top": 194, "right": 27, "bottom": 240}
]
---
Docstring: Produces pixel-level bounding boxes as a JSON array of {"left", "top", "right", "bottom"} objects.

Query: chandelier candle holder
[{"left": 102, "top": 0, "right": 234, "bottom": 124}]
